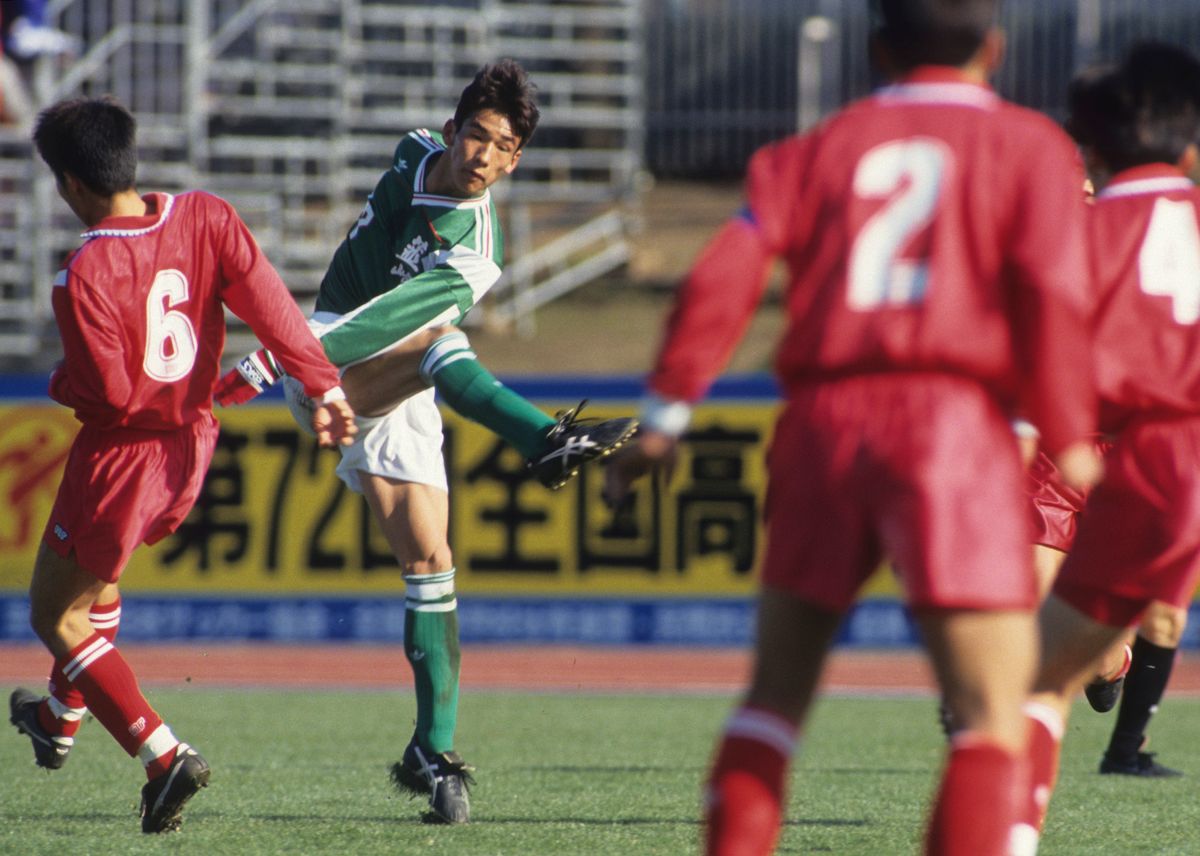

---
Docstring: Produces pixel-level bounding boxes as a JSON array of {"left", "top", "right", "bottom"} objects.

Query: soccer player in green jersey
[{"left": 218, "top": 60, "right": 635, "bottom": 824}]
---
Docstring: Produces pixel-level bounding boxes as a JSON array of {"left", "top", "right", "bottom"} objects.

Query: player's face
[{"left": 442, "top": 109, "right": 523, "bottom": 197}]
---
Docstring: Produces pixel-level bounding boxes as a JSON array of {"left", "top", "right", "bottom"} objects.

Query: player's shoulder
[
  {"left": 960, "top": 97, "right": 1076, "bottom": 167},
  {"left": 993, "top": 98, "right": 1071, "bottom": 140},
  {"left": 171, "top": 189, "right": 241, "bottom": 222},
  {"left": 394, "top": 129, "right": 446, "bottom": 171},
  {"left": 746, "top": 131, "right": 812, "bottom": 179}
]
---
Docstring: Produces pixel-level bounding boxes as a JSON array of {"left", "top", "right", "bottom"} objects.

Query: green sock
[
  {"left": 419, "top": 331, "right": 555, "bottom": 459},
  {"left": 404, "top": 569, "right": 461, "bottom": 753}
]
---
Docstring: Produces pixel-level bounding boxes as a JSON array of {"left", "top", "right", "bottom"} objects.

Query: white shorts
[{"left": 283, "top": 377, "right": 448, "bottom": 494}]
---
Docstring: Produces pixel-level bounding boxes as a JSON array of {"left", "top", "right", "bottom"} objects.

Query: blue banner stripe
[
  {"left": 0, "top": 373, "right": 781, "bottom": 402},
  {"left": 0, "top": 595, "right": 916, "bottom": 647}
]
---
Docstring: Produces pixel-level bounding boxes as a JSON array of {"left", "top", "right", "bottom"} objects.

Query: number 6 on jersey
[{"left": 143, "top": 268, "right": 198, "bottom": 381}]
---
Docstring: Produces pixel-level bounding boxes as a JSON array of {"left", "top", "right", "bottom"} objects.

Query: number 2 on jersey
[
  {"left": 1138, "top": 197, "right": 1200, "bottom": 324},
  {"left": 143, "top": 269, "right": 198, "bottom": 381},
  {"left": 847, "top": 139, "right": 948, "bottom": 310}
]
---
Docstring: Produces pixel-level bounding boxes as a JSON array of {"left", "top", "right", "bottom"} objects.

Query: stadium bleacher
[{"left": 0, "top": 0, "right": 644, "bottom": 363}]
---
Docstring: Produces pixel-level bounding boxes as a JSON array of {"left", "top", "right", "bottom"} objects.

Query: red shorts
[
  {"left": 762, "top": 375, "right": 1035, "bottom": 613},
  {"left": 1055, "top": 418, "right": 1200, "bottom": 627},
  {"left": 1027, "top": 451, "right": 1087, "bottom": 552},
  {"left": 1027, "top": 441, "right": 1112, "bottom": 552},
  {"left": 42, "top": 415, "right": 218, "bottom": 583}
]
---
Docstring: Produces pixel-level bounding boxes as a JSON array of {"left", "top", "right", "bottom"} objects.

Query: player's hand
[
  {"left": 311, "top": 397, "right": 357, "bottom": 448},
  {"left": 214, "top": 348, "right": 282, "bottom": 407},
  {"left": 603, "top": 428, "right": 679, "bottom": 506},
  {"left": 1054, "top": 439, "right": 1104, "bottom": 491}
]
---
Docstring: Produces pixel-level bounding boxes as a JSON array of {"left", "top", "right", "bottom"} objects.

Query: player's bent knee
[
  {"left": 1139, "top": 602, "right": 1188, "bottom": 648},
  {"left": 401, "top": 546, "right": 454, "bottom": 576}
]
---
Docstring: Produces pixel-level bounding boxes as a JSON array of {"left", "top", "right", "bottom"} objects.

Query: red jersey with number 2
[
  {"left": 50, "top": 190, "right": 339, "bottom": 431},
  {"left": 649, "top": 67, "right": 1095, "bottom": 455}
]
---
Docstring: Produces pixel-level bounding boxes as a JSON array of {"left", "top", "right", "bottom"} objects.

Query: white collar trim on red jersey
[
  {"left": 80, "top": 193, "right": 174, "bottom": 239},
  {"left": 1098, "top": 177, "right": 1194, "bottom": 199},
  {"left": 875, "top": 82, "right": 998, "bottom": 109}
]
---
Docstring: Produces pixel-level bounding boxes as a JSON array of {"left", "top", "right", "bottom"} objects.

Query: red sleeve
[
  {"left": 647, "top": 214, "right": 775, "bottom": 402},
  {"left": 1009, "top": 124, "right": 1097, "bottom": 454},
  {"left": 213, "top": 200, "right": 341, "bottom": 398},
  {"left": 647, "top": 141, "right": 801, "bottom": 402},
  {"left": 50, "top": 271, "right": 133, "bottom": 426}
]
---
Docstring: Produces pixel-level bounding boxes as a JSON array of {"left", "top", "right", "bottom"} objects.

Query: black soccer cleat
[
  {"left": 1084, "top": 674, "right": 1125, "bottom": 713},
  {"left": 9, "top": 688, "right": 71, "bottom": 770},
  {"left": 1099, "top": 751, "right": 1183, "bottom": 778},
  {"left": 527, "top": 400, "right": 638, "bottom": 490},
  {"left": 391, "top": 737, "right": 474, "bottom": 824},
  {"left": 140, "top": 743, "right": 210, "bottom": 833},
  {"left": 1085, "top": 643, "right": 1131, "bottom": 713}
]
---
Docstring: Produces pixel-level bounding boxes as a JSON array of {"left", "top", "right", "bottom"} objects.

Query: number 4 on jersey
[{"left": 1138, "top": 197, "right": 1200, "bottom": 324}]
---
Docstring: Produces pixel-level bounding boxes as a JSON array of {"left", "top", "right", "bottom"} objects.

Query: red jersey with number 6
[
  {"left": 1089, "top": 165, "right": 1200, "bottom": 431},
  {"left": 649, "top": 67, "right": 1095, "bottom": 454},
  {"left": 49, "top": 190, "right": 339, "bottom": 431}
]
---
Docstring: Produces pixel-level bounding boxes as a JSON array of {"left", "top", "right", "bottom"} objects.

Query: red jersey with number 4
[
  {"left": 1089, "top": 165, "right": 1200, "bottom": 431},
  {"left": 50, "top": 191, "right": 339, "bottom": 431},
  {"left": 649, "top": 67, "right": 1095, "bottom": 454}
]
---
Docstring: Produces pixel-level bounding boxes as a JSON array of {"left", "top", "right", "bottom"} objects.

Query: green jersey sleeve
[{"left": 312, "top": 129, "right": 507, "bottom": 368}]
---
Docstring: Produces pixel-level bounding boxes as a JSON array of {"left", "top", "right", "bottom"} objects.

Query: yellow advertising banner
[{"left": 0, "top": 398, "right": 902, "bottom": 597}]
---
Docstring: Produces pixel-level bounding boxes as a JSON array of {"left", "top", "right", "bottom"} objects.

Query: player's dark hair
[
  {"left": 1068, "top": 42, "right": 1200, "bottom": 172},
  {"left": 872, "top": 0, "right": 997, "bottom": 70},
  {"left": 33, "top": 96, "right": 138, "bottom": 196},
  {"left": 453, "top": 59, "right": 540, "bottom": 148}
]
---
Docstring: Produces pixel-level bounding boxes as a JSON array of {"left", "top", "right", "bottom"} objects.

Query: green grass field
[{"left": 3, "top": 689, "right": 1199, "bottom": 855}]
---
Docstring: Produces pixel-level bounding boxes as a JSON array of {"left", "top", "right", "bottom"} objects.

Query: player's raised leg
[{"left": 305, "top": 324, "right": 637, "bottom": 490}]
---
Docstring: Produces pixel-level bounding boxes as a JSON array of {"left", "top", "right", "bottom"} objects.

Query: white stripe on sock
[
  {"left": 405, "top": 573, "right": 457, "bottom": 603},
  {"left": 725, "top": 708, "right": 797, "bottom": 758},
  {"left": 63, "top": 638, "right": 114, "bottom": 682},
  {"left": 137, "top": 725, "right": 180, "bottom": 767},
  {"left": 1022, "top": 701, "right": 1064, "bottom": 741},
  {"left": 405, "top": 598, "right": 458, "bottom": 613},
  {"left": 89, "top": 611, "right": 121, "bottom": 629},
  {"left": 46, "top": 695, "right": 88, "bottom": 721},
  {"left": 418, "top": 332, "right": 472, "bottom": 383}
]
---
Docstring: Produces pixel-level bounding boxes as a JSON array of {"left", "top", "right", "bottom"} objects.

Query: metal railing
[
  {"left": 643, "top": 0, "right": 1200, "bottom": 176},
  {"left": 1, "top": 0, "right": 644, "bottom": 362},
  {"left": 7, "top": 0, "right": 1200, "bottom": 363}
]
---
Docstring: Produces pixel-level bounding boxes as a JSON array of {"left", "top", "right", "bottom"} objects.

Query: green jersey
[{"left": 312, "top": 128, "right": 505, "bottom": 367}]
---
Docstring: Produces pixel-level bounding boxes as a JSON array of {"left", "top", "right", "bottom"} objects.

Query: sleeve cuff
[
  {"left": 639, "top": 392, "right": 693, "bottom": 438},
  {"left": 315, "top": 386, "right": 347, "bottom": 406},
  {"left": 1011, "top": 419, "right": 1040, "bottom": 440}
]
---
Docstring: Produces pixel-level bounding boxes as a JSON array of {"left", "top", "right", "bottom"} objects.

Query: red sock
[
  {"left": 1020, "top": 703, "right": 1063, "bottom": 834},
  {"left": 40, "top": 597, "right": 123, "bottom": 738},
  {"left": 56, "top": 631, "right": 178, "bottom": 778},
  {"left": 704, "top": 706, "right": 797, "bottom": 856},
  {"left": 926, "top": 732, "right": 1025, "bottom": 856}
]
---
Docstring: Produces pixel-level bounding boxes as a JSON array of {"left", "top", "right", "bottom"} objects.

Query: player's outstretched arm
[{"left": 214, "top": 347, "right": 281, "bottom": 406}]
